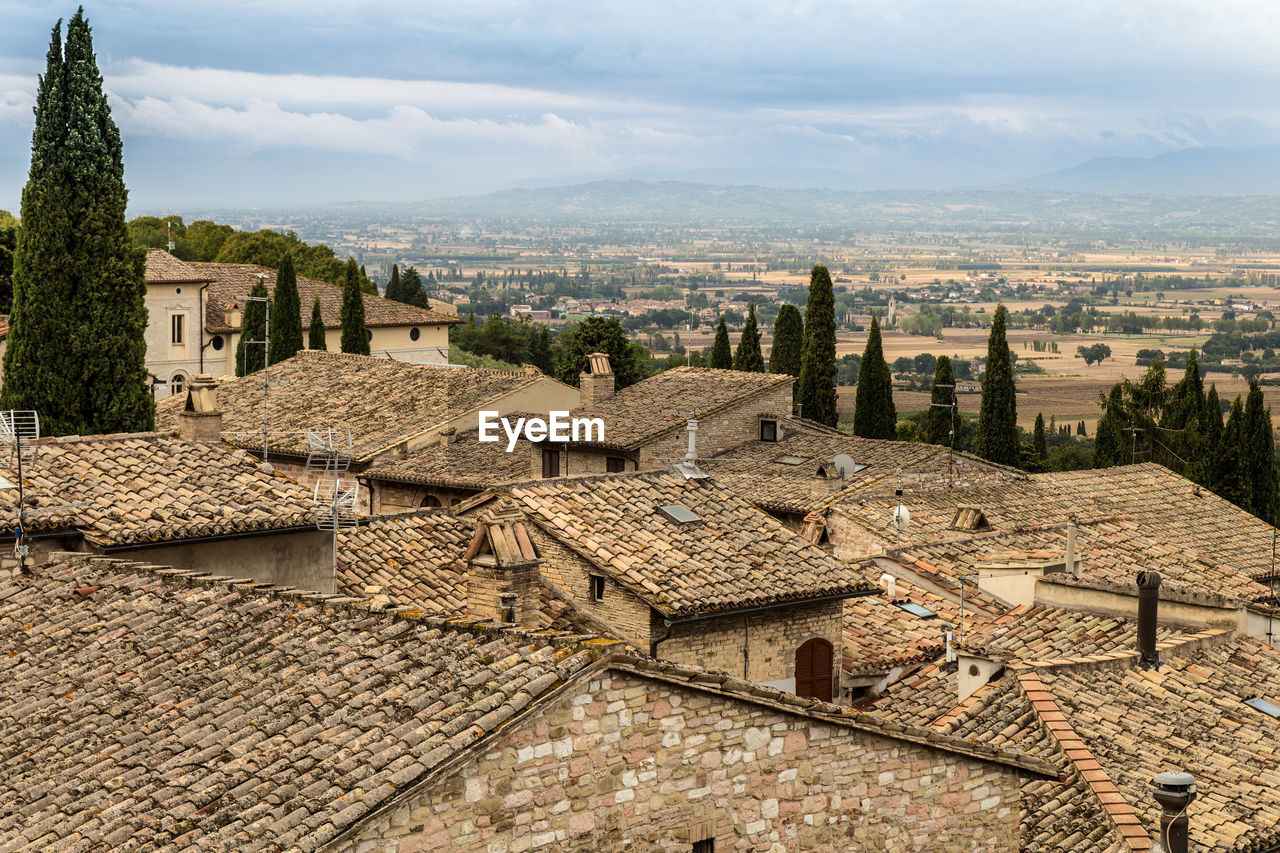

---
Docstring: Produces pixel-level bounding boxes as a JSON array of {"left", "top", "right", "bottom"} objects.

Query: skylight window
[
  {"left": 894, "top": 602, "right": 937, "bottom": 619},
  {"left": 775, "top": 455, "right": 809, "bottom": 466},
  {"left": 1245, "top": 697, "right": 1280, "bottom": 718},
  {"left": 660, "top": 504, "right": 700, "bottom": 524}
]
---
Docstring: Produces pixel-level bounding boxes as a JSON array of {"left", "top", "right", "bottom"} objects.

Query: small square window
[
  {"left": 606, "top": 456, "right": 626, "bottom": 473},
  {"left": 760, "top": 419, "right": 778, "bottom": 442},
  {"left": 590, "top": 575, "right": 605, "bottom": 601}
]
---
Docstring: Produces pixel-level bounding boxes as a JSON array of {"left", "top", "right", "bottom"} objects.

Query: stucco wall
[{"left": 112, "top": 528, "right": 336, "bottom": 593}]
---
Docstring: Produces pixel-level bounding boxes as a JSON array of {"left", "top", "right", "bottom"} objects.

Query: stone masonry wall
[
  {"left": 635, "top": 383, "right": 796, "bottom": 470},
  {"left": 371, "top": 480, "right": 477, "bottom": 513},
  {"left": 659, "top": 598, "right": 844, "bottom": 687},
  {"left": 334, "top": 668, "right": 1024, "bottom": 853}
]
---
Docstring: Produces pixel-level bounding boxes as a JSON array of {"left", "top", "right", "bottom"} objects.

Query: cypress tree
[
  {"left": 797, "top": 265, "right": 838, "bottom": 427},
  {"left": 852, "top": 314, "right": 896, "bottom": 437},
  {"left": 710, "top": 315, "right": 732, "bottom": 369},
  {"left": 925, "top": 355, "right": 955, "bottom": 446},
  {"left": 1032, "top": 412, "right": 1047, "bottom": 460},
  {"left": 1245, "top": 378, "right": 1279, "bottom": 523},
  {"left": 1094, "top": 383, "right": 1126, "bottom": 468},
  {"left": 359, "top": 264, "right": 376, "bottom": 294},
  {"left": 529, "top": 324, "right": 553, "bottom": 373},
  {"left": 268, "top": 253, "right": 303, "bottom": 365},
  {"left": 384, "top": 263, "right": 402, "bottom": 302},
  {"left": 234, "top": 277, "right": 268, "bottom": 376},
  {"left": 400, "top": 266, "right": 428, "bottom": 308},
  {"left": 769, "top": 303, "right": 803, "bottom": 376},
  {"left": 3, "top": 13, "right": 153, "bottom": 434},
  {"left": 1214, "top": 396, "right": 1252, "bottom": 511},
  {"left": 1205, "top": 384, "right": 1223, "bottom": 450},
  {"left": 733, "top": 304, "right": 764, "bottom": 372},
  {"left": 340, "top": 257, "right": 370, "bottom": 355},
  {"left": 308, "top": 296, "right": 326, "bottom": 350},
  {"left": 0, "top": 219, "right": 15, "bottom": 314},
  {"left": 975, "top": 304, "right": 1019, "bottom": 465}
]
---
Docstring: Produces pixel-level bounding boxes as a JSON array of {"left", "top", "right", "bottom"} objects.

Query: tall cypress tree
[
  {"left": 1214, "top": 396, "right": 1252, "bottom": 511},
  {"left": 733, "top": 304, "right": 764, "bottom": 372},
  {"left": 770, "top": 303, "right": 803, "bottom": 376},
  {"left": 400, "top": 266, "right": 428, "bottom": 308},
  {"left": 852, "top": 314, "right": 896, "bottom": 438},
  {"left": 3, "top": 13, "right": 153, "bottom": 434},
  {"left": 308, "top": 296, "right": 326, "bottom": 350},
  {"left": 976, "top": 304, "right": 1019, "bottom": 465},
  {"left": 1032, "top": 412, "right": 1048, "bottom": 460},
  {"left": 797, "top": 265, "right": 838, "bottom": 427},
  {"left": 925, "top": 355, "right": 955, "bottom": 446},
  {"left": 268, "top": 253, "right": 303, "bottom": 365},
  {"left": 1245, "top": 378, "right": 1279, "bottom": 523},
  {"left": 235, "top": 277, "right": 268, "bottom": 376},
  {"left": 384, "top": 263, "right": 402, "bottom": 302},
  {"left": 710, "top": 315, "right": 732, "bottom": 369},
  {"left": 340, "top": 257, "right": 370, "bottom": 355},
  {"left": 1094, "top": 383, "right": 1126, "bottom": 468}
]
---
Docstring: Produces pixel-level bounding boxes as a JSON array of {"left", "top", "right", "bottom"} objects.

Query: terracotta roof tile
[{"left": 144, "top": 249, "right": 213, "bottom": 283}]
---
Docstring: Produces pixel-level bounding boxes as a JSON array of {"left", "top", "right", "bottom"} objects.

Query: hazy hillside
[{"left": 1019, "top": 146, "right": 1280, "bottom": 195}]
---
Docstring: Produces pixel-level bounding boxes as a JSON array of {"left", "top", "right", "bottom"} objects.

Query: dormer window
[{"left": 760, "top": 419, "right": 778, "bottom": 442}]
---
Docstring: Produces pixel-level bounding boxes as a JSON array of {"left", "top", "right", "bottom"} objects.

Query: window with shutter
[
  {"left": 541, "top": 448, "right": 560, "bottom": 478},
  {"left": 795, "top": 638, "right": 833, "bottom": 701}
]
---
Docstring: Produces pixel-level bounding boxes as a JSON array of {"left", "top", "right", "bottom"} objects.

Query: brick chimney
[
  {"left": 579, "top": 353, "right": 615, "bottom": 406},
  {"left": 177, "top": 374, "right": 222, "bottom": 442},
  {"left": 465, "top": 499, "right": 542, "bottom": 626}
]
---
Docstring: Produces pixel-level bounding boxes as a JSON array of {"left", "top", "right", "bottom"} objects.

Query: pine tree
[
  {"left": 529, "top": 324, "right": 553, "bottom": 373},
  {"left": 710, "top": 315, "right": 732, "bottom": 369},
  {"left": 1245, "top": 378, "right": 1279, "bottom": 523},
  {"left": 308, "top": 296, "right": 326, "bottom": 350},
  {"left": 1214, "top": 396, "right": 1252, "bottom": 511},
  {"left": 3, "top": 13, "right": 154, "bottom": 434},
  {"left": 359, "top": 264, "right": 375, "bottom": 294},
  {"left": 1032, "top": 412, "right": 1047, "bottom": 460},
  {"left": 234, "top": 277, "right": 268, "bottom": 376},
  {"left": 400, "top": 267, "right": 427, "bottom": 308},
  {"left": 268, "top": 253, "right": 302, "bottom": 365},
  {"left": 385, "top": 263, "right": 402, "bottom": 302},
  {"left": 340, "top": 258, "right": 369, "bottom": 355},
  {"left": 733, "top": 304, "right": 764, "bottom": 372},
  {"left": 852, "top": 314, "right": 896, "bottom": 438},
  {"left": 797, "top": 265, "right": 838, "bottom": 427},
  {"left": 769, "top": 303, "right": 803, "bottom": 376},
  {"left": 1094, "top": 383, "right": 1126, "bottom": 468},
  {"left": 925, "top": 355, "right": 955, "bottom": 445},
  {"left": 976, "top": 304, "right": 1019, "bottom": 465}
]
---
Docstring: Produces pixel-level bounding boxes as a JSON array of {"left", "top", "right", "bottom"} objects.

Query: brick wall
[
  {"left": 825, "top": 510, "right": 894, "bottom": 562},
  {"left": 335, "top": 667, "right": 1025, "bottom": 853},
  {"left": 467, "top": 557, "right": 542, "bottom": 627},
  {"left": 371, "top": 480, "right": 477, "bottom": 513},
  {"left": 659, "top": 598, "right": 844, "bottom": 686},
  {"left": 636, "top": 383, "right": 796, "bottom": 470}
]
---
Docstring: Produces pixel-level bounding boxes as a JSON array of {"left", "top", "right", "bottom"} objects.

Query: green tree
[
  {"left": 308, "top": 296, "right": 326, "bottom": 350},
  {"left": 769, "top": 303, "right": 803, "bottom": 376},
  {"left": 268, "top": 253, "right": 303, "bottom": 364},
  {"left": 235, "top": 277, "right": 268, "bottom": 376},
  {"left": 529, "top": 324, "right": 554, "bottom": 373},
  {"left": 384, "top": 264, "right": 402, "bottom": 302},
  {"left": 975, "top": 304, "right": 1019, "bottom": 465},
  {"left": 185, "top": 220, "right": 233, "bottom": 261},
  {"left": 710, "top": 315, "right": 732, "bottom": 369},
  {"left": 734, "top": 304, "right": 765, "bottom": 372},
  {"left": 1214, "top": 396, "right": 1251, "bottom": 511},
  {"left": 359, "top": 264, "right": 375, "bottom": 295},
  {"left": 852, "top": 314, "right": 896, "bottom": 438},
  {"left": 925, "top": 355, "right": 956, "bottom": 446},
  {"left": 0, "top": 214, "right": 15, "bottom": 313},
  {"left": 1094, "top": 383, "right": 1126, "bottom": 468},
  {"left": 400, "top": 266, "right": 428, "bottom": 308},
  {"left": 797, "top": 265, "right": 838, "bottom": 427},
  {"left": 1245, "top": 378, "right": 1279, "bottom": 522},
  {"left": 339, "top": 257, "right": 369, "bottom": 355},
  {"left": 1032, "top": 412, "right": 1048, "bottom": 460},
  {"left": 2, "top": 13, "right": 152, "bottom": 435},
  {"left": 554, "top": 316, "right": 648, "bottom": 389}
]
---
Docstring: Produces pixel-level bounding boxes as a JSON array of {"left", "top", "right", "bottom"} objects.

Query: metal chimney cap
[
  {"left": 1154, "top": 771, "right": 1196, "bottom": 790},
  {"left": 1137, "top": 570, "right": 1162, "bottom": 589}
]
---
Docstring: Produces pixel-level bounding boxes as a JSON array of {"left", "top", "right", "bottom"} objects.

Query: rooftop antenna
[
  {"left": 0, "top": 411, "right": 40, "bottom": 573},
  {"left": 307, "top": 427, "right": 358, "bottom": 582},
  {"left": 241, "top": 283, "right": 271, "bottom": 460},
  {"left": 166, "top": 220, "right": 175, "bottom": 253},
  {"left": 891, "top": 467, "right": 910, "bottom": 544}
]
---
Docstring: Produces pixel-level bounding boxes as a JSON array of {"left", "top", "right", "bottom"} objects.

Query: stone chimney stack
[
  {"left": 464, "top": 499, "right": 542, "bottom": 627},
  {"left": 177, "top": 374, "right": 222, "bottom": 442},
  {"left": 578, "top": 353, "right": 615, "bottom": 406}
]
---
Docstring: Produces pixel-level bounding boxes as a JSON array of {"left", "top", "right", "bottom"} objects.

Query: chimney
[
  {"left": 439, "top": 426, "right": 457, "bottom": 446},
  {"left": 464, "top": 499, "right": 542, "bottom": 626},
  {"left": 178, "top": 374, "right": 222, "bottom": 442},
  {"left": 1152, "top": 771, "right": 1196, "bottom": 853},
  {"left": 1137, "top": 570, "right": 1162, "bottom": 670},
  {"left": 579, "top": 353, "right": 615, "bottom": 406},
  {"left": 801, "top": 511, "right": 827, "bottom": 546},
  {"left": 1066, "top": 520, "right": 1079, "bottom": 578}
]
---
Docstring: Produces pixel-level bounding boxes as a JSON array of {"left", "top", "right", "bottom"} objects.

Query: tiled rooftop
[
  {"left": 490, "top": 469, "right": 875, "bottom": 617},
  {"left": 362, "top": 424, "right": 535, "bottom": 489},
  {"left": 842, "top": 576, "right": 970, "bottom": 676},
  {"left": 155, "top": 351, "right": 549, "bottom": 461},
  {"left": 569, "top": 367, "right": 793, "bottom": 450},
  {"left": 0, "top": 432, "right": 316, "bottom": 546},
  {"left": 144, "top": 249, "right": 212, "bottom": 284}
]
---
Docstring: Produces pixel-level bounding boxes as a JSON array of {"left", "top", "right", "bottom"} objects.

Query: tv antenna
[
  {"left": 0, "top": 411, "right": 40, "bottom": 573},
  {"left": 307, "top": 427, "right": 358, "bottom": 580}
]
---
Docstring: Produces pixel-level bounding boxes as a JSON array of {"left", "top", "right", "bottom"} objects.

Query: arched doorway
[{"left": 795, "top": 638, "right": 833, "bottom": 701}]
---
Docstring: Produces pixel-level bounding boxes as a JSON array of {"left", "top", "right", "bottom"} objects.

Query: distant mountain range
[{"left": 1016, "top": 146, "right": 1280, "bottom": 195}]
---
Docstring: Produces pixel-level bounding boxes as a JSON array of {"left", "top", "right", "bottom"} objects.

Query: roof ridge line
[{"left": 1012, "top": 626, "right": 1234, "bottom": 673}]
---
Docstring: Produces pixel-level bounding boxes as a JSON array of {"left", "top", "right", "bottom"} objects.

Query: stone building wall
[
  {"left": 658, "top": 598, "right": 844, "bottom": 688},
  {"left": 334, "top": 667, "right": 1025, "bottom": 853},
  {"left": 370, "top": 479, "right": 477, "bottom": 513}
]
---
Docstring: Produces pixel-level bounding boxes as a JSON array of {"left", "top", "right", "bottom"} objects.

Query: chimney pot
[
  {"left": 177, "top": 374, "right": 222, "bottom": 442},
  {"left": 1137, "top": 570, "right": 1162, "bottom": 670},
  {"left": 1152, "top": 771, "right": 1196, "bottom": 853}
]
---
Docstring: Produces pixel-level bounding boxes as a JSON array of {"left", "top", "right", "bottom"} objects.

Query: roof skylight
[
  {"left": 775, "top": 455, "right": 809, "bottom": 465},
  {"left": 894, "top": 602, "right": 937, "bottom": 619},
  {"left": 659, "top": 504, "right": 701, "bottom": 524},
  {"left": 1245, "top": 697, "right": 1280, "bottom": 718}
]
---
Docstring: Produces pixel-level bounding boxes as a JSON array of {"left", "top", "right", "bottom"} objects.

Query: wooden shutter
[
  {"left": 795, "top": 638, "right": 833, "bottom": 701},
  {"left": 541, "top": 449, "right": 560, "bottom": 478}
]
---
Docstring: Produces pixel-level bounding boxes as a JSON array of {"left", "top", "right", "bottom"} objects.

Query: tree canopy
[
  {"left": 710, "top": 316, "right": 732, "bottom": 369},
  {"left": 339, "top": 258, "right": 370, "bottom": 355},
  {"left": 555, "top": 316, "right": 649, "bottom": 389},
  {"left": 235, "top": 276, "right": 269, "bottom": 376},
  {"left": 733, "top": 304, "right": 765, "bottom": 372},
  {"left": 852, "top": 314, "right": 896, "bottom": 438},
  {"left": 769, "top": 303, "right": 803, "bottom": 377},
  {"left": 925, "top": 355, "right": 955, "bottom": 446},
  {"left": 268, "top": 252, "right": 303, "bottom": 365},
  {"left": 308, "top": 296, "right": 326, "bottom": 351},
  {"left": 975, "top": 304, "right": 1019, "bottom": 465},
  {"left": 796, "top": 265, "right": 838, "bottom": 427}
]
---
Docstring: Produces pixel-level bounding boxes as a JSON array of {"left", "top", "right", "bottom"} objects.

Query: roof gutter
[{"left": 658, "top": 588, "right": 875, "bottom": 627}]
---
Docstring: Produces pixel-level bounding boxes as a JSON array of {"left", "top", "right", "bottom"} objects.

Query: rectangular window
[
  {"left": 590, "top": 574, "right": 605, "bottom": 601},
  {"left": 606, "top": 456, "right": 626, "bottom": 473},
  {"left": 692, "top": 841, "right": 715, "bottom": 853},
  {"left": 541, "top": 448, "right": 560, "bottom": 479},
  {"left": 760, "top": 419, "right": 778, "bottom": 442},
  {"left": 171, "top": 313, "right": 185, "bottom": 345}
]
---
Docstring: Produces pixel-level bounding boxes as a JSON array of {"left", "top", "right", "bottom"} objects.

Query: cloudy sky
[{"left": 1, "top": 0, "right": 1278, "bottom": 211}]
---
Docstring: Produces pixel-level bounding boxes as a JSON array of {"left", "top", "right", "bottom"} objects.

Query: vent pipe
[
  {"left": 1152, "top": 771, "right": 1196, "bottom": 853},
  {"left": 1137, "top": 570, "right": 1162, "bottom": 670},
  {"left": 880, "top": 573, "right": 897, "bottom": 599},
  {"left": 674, "top": 419, "right": 706, "bottom": 479},
  {"left": 1066, "top": 520, "right": 1078, "bottom": 578}
]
